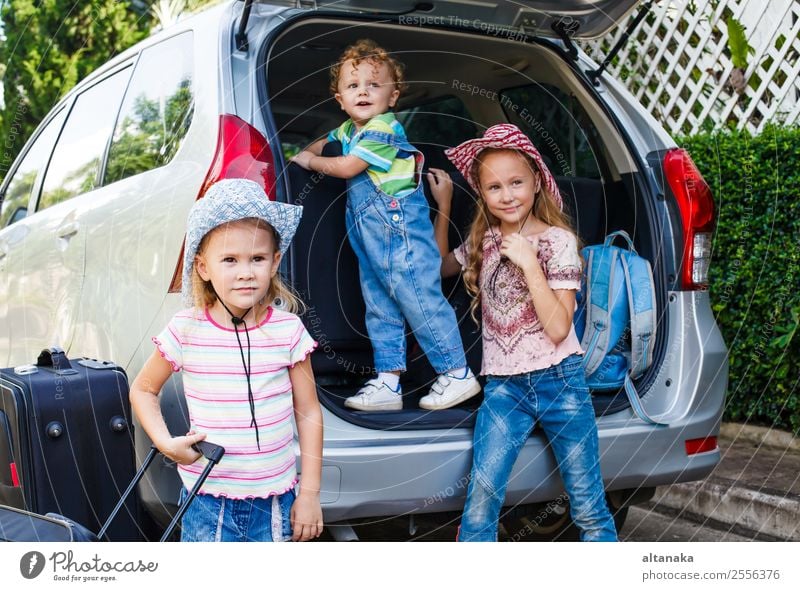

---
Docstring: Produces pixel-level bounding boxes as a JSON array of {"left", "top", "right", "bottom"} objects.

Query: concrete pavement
[{"left": 649, "top": 423, "right": 800, "bottom": 541}]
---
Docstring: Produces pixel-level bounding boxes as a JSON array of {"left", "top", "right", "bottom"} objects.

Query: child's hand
[
  {"left": 160, "top": 430, "right": 206, "bottom": 465},
  {"left": 291, "top": 150, "right": 314, "bottom": 170},
  {"left": 500, "top": 233, "right": 540, "bottom": 273},
  {"left": 427, "top": 168, "right": 453, "bottom": 213},
  {"left": 290, "top": 491, "right": 323, "bottom": 542}
]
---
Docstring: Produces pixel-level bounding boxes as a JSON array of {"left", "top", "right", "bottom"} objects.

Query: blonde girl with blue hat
[{"left": 130, "top": 178, "right": 323, "bottom": 542}]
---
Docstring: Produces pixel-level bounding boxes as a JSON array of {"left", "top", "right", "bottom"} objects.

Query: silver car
[{"left": 0, "top": 0, "right": 727, "bottom": 540}]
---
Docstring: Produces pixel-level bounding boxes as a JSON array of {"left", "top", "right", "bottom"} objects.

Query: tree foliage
[
  {"left": 104, "top": 81, "right": 194, "bottom": 184},
  {"left": 726, "top": 17, "right": 754, "bottom": 71},
  {"left": 0, "top": 1, "right": 151, "bottom": 183},
  {"left": 680, "top": 125, "right": 800, "bottom": 434}
]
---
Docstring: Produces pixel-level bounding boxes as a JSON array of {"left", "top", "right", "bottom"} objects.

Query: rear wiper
[{"left": 551, "top": 18, "right": 579, "bottom": 63}]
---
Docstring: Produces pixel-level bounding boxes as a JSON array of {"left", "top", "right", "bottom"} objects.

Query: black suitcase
[
  {"left": 0, "top": 348, "right": 139, "bottom": 540},
  {"left": 0, "top": 441, "right": 225, "bottom": 542}
]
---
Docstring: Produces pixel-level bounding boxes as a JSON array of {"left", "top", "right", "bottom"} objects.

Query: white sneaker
[
  {"left": 344, "top": 378, "right": 403, "bottom": 411},
  {"left": 419, "top": 371, "right": 481, "bottom": 410}
]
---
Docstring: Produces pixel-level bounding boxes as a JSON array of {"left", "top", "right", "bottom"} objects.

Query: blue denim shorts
[{"left": 178, "top": 487, "right": 295, "bottom": 542}]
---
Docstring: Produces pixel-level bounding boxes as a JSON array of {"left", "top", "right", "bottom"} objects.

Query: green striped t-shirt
[{"left": 327, "top": 113, "right": 417, "bottom": 197}]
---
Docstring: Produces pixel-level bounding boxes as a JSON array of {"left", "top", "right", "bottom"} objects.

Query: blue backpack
[{"left": 573, "top": 230, "right": 666, "bottom": 425}]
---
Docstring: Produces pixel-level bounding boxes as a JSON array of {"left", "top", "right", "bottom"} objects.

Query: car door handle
[
  {"left": 56, "top": 220, "right": 80, "bottom": 239},
  {"left": 0, "top": 241, "right": 8, "bottom": 260}
]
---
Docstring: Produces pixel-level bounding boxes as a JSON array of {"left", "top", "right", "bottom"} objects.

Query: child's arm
[
  {"left": 129, "top": 349, "right": 206, "bottom": 464},
  {"left": 290, "top": 137, "right": 328, "bottom": 171},
  {"left": 292, "top": 150, "right": 369, "bottom": 179},
  {"left": 501, "top": 234, "right": 575, "bottom": 344},
  {"left": 289, "top": 356, "right": 324, "bottom": 541},
  {"left": 440, "top": 252, "right": 463, "bottom": 279},
  {"left": 305, "top": 138, "right": 327, "bottom": 157},
  {"left": 429, "top": 168, "right": 452, "bottom": 257},
  {"left": 428, "top": 167, "right": 463, "bottom": 278}
]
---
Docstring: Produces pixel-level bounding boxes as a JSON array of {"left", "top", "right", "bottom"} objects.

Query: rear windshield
[
  {"left": 396, "top": 95, "right": 477, "bottom": 147},
  {"left": 500, "top": 84, "right": 604, "bottom": 179}
]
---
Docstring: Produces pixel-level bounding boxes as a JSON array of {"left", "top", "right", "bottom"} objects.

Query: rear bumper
[{"left": 318, "top": 419, "right": 723, "bottom": 522}]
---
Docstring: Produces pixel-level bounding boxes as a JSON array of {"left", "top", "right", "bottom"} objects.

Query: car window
[
  {"left": 500, "top": 84, "right": 603, "bottom": 179},
  {"left": 0, "top": 108, "right": 68, "bottom": 227},
  {"left": 396, "top": 96, "right": 477, "bottom": 147},
  {"left": 37, "top": 67, "right": 131, "bottom": 211},
  {"left": 104, "top": 32, "right": 195, "bottom": 185}
]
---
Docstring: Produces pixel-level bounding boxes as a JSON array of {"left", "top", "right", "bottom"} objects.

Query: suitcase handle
[
  {"left": 192, "top": 440, "right": 225, "bottom": 464},
  {"left": 96, "top": 442, "right": 225, "bottom": 542},
  {"left": 36, "top": 347, "right": 73, "bottom": 371},
  {"left": 161, "top": 442, "right": 226, "bottom": 542}
]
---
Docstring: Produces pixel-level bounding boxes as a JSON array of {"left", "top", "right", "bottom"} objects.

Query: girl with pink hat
[{"left": 429, "top": 124, "right": 617, "bottom": 541}]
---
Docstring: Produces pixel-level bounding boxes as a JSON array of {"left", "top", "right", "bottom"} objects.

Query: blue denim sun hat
[{"left": 182, "top": 178, "right": 303, "bottom": 307}]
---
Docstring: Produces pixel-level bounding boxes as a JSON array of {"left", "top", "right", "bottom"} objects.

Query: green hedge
[{"left": 679, "top": 125, "right": 800, "bottom": 435}]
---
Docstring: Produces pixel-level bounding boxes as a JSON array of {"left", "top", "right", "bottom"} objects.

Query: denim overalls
[{"left": 343, "top": 129, "right": 467, "bottom": 374}]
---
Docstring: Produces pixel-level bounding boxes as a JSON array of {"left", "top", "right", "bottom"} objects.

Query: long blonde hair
[
  {"left": 463, "top": 148, "right": 578, "bottom": 323},
  {"left": 191, "top": 218, "right": 305, "bottom": 315}
]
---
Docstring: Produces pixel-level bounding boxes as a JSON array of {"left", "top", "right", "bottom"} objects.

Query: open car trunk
[
  {"left": 255, "top": 0, "right": 643, "bottom": 39},
  {"left": 262, "top": 15, "right": 666, "bottom": 430}
]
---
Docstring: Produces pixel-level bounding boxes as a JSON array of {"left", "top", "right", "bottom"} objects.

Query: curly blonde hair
[
  {"left": 329, "top": 38, "right": 407, "bottom": 96},
  {"left": 463, "top": 148, "right": 580, "bottom": 323},
  {"left": 191, "top": 218, "right": 304, "bottom": 315}
]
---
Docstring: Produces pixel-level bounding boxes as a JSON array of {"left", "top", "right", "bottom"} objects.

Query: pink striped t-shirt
[{"left": 153, "top": 306, "right": 317, "bottom": 499}]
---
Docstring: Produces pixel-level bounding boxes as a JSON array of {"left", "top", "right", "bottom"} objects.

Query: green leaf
[{"left": 726, "top": 17, "right": 753, "bottom": 69}]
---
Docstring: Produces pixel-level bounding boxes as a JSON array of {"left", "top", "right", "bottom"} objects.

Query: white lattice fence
[{"left": 582, "top": 0, "right": 800, "bottom": 136}]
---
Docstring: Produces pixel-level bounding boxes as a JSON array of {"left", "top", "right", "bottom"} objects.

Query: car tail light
[
  {"left": 685, "top": 436, "right": 718, "bottom": 455},
  {"left": 199, "top": 114, "right": 277, "bottom": 198},
  {"left": 168, "top": 114, "right": 278, "bottom": 294},
  {"left": 664, "top": 148, "right": 715, "bottom": 290}
]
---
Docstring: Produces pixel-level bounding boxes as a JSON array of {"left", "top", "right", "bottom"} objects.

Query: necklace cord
[
  {"left": 487, "top": 204, "right": 535, "bottom": 297},
  {"left": 216, "top": 295, "right": 261, "bottom": 450}
]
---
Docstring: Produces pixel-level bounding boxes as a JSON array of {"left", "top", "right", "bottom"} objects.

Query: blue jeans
[
  {"left": 179, "top": 487, "right": 295, "bottom": 542},
  {"left": 345, "top": 130, "right": 466, "bottom": 374},
  {"left": 459, "top": 355, "right": 618, "bottom": 542}
]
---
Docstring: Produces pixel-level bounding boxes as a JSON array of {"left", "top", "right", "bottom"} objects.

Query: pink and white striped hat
[{"left": 445, "top": 123, "right": 563, "bottom": 210}]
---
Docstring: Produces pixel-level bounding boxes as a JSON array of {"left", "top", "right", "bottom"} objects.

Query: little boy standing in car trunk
[{"left": 292, "top": 39, "right": 479, "bottom": 412}]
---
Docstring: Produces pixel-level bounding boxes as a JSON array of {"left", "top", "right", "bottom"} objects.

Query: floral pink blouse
[{"left": 454, "top": 226, "right": 584, "bottom": 376}]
